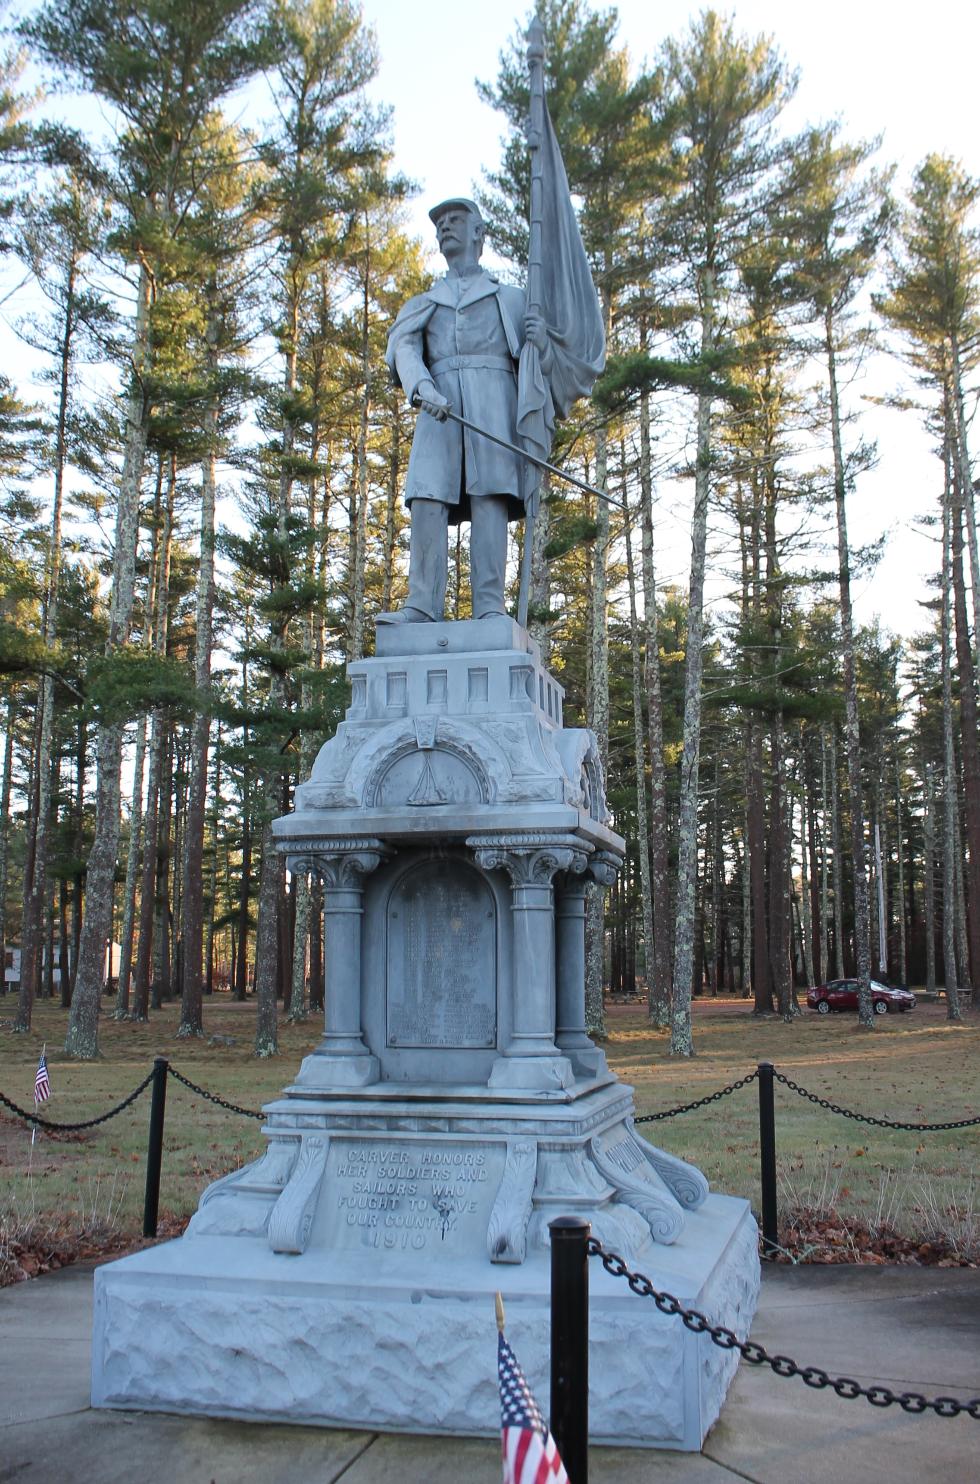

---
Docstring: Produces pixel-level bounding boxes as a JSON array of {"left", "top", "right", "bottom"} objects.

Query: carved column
[
  {"left": 555, "top": 874, "right": 589, "bottom": 1052},
  {"left": 555, "top": 873, "right": 604, "bottom": 1078},
  {"left": 468, "top": 832, "right": 587, "bottom": 1091},
  {"left": 555, "top": 850, "right": 620, "bottom": 1077},
  {"left": 288, "top": 838, "right": 390, "bottom": 1089}
]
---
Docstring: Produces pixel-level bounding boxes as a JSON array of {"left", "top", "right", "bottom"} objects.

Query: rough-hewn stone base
[{"left": 91, "top": 1192, "right": 758, "bottom": 1450}]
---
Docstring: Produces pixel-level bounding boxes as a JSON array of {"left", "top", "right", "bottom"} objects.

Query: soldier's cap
[{"left": 428, "top": 197, "right": 485, "bottom": 227}]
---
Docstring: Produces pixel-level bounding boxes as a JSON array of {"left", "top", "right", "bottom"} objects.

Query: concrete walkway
[{"left": 1, "top": 1261, "right": 977, "bottom": 1483}]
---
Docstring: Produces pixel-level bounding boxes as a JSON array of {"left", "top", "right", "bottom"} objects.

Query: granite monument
[{"left": 89, "top": 19, "right": 759, "bottom": 1450}]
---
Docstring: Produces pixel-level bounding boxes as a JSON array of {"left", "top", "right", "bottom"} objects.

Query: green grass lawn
[
  {"left": 618, "top": 997, "right": 978, "bottom": 1257},
  {"left": 1, "top": 992, "right": 977, "bottom": 1267}
]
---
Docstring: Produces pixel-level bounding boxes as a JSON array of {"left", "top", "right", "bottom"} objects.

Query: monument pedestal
[
  {"left": 92, "top": 1096, "right": 757, "bottom": 1449},
  {"left": 90, "top": 619, "right": 758, "bottom": 1447}
]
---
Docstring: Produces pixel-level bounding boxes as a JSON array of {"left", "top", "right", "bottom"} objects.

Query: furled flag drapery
[
  {"left": 516, "top": 101, "right": 605, "bottom": 508},
  {"left": 498, "top": 1326, "right": 569, "bottom": 1484}
]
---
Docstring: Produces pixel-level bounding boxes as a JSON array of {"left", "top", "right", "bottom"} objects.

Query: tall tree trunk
[
  {"left": 747, "top": 720, "right": 771, "bottom": 1014},
  {"left": 152, "top": 721, "right": 174, "bottom": 1008},
  {"left": 922, "top": 758, "right": 937, "bottom": 996},
  {"left": 769, "top": 714, "right": 793, "bottom": 1018},
  {"left": 872, "top": 808, "right": 885, "bottom": 977},
  {"left": 826, "top": 313, "right": 872, "bottom": 1027},
  {"left": 710, "top": 758, "right": 722, "bottom": 994},
  {"left": 829, "top": 728, "right": 846, "bottom": 977},
  {"left": 951, "top": 341, "right": 980, "bottom": 669},
  {"left": 624, "top": 502, "right": 655, "bottom": 1012},
  {"left": 964, "top": 471, "right": 980, "bottom": 674},
  {"left": 764, "top": 454, "right": 792, "bottom": 1019},
  {"left": 135, "top": 454, "right": 175, "bottom": 1017},
  {"left": 740, "top": 810, "right": 751, "bottom": 996},
  {"left": 381, "top": 408, "right": 399, "bottom": 616},
  {"left": 940, "top": 446, "right": 963, "bottom": 1019},
  {"left": 895, "top": 758, "right": 908, "bottom": 985},
  {"left": 585, "top": 423, "right": 610, "bottom": 1038},
  {"left": 171, "top": 727, "right": 187, "bottom": 995},
  {"left": 0, "top": 696, "right": 14, "bottom": 997},
  {"left": 179, "top": 319, "right": 220, "bottom": 1037},
  {"left": 253, "top": 234, "right": 304, "bottom": 1058},
  {"left": 288, "top": 870, "right": 310, "bottom": 1019},
  {"left": 350, "top": 235, "right": 371, "bottom": 661},
  {"left": 132, "top": 709, "right": 164, "bottom": 1020},
  {"left": 950, "top": 479, "right": 980, "bottom": 985},
  {"left": 800, "top": 769, "right": 815, "bottom": 986},
  {"left": 805, "top": 736, "right": 821, "bottom": 985},
  {"left": 640, "top": 388, "right": 672, "bottom": 1025},
  {"left": 671, "top": 274, "right": 715, "bottom": 1056},
  {"left": 254, "top": 822, "right": 280, "bottom": 1056},
  {"left": 58, "top": 877, "right": 71, "bottom": 1006},
  {"left": 235, "top": 766, "right": 252, "bottom": 1001},
  {"left": 114, "top": 712, "right": 147, "bottom": 1017},
  {"left": 819, "top": 728, "right": 830, "bottom": 981},
  {"left": 69, "top": 719, "right": 87, "bottom": 998},
  {"left": 528, "top": 471, "right": 552, "bottom": 661},
  {"left": 15, "top": 252, "right": 76, "bottom": 1030},
  {"left": 952, "top": 788, "right": 970, "bottom": 995},
  {"left": 65, "top": 266, "right": 151, "bottom": 1058},
  {"left": 308, "top": 872, "right": 323, "bottom": 1012}
]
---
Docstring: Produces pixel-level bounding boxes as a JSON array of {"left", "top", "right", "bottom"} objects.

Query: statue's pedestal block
[{"left": 92, "top": 1159, "right": 756, "bottom": 1451}]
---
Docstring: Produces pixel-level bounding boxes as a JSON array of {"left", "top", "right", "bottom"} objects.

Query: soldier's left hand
[{"left": 525, "top": 311, "right": 550, "bottom": 351}]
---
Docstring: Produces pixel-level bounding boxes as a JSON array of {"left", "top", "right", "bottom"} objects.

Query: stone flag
[{"left": 516, "top": 101, "right": 606, "bottom": 506}]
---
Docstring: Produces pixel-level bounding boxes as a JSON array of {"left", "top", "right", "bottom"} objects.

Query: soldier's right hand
[{"left": 415, "top": 380, "right": 450, "bottom": 421}]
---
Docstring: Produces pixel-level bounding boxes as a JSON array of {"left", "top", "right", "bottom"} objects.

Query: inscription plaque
[
  {"left": 386, "top": 859, "right": 496, "bottom": 1048},
  {"left": 318, "top": 1136, "right": 504, "bottom": 1255}
]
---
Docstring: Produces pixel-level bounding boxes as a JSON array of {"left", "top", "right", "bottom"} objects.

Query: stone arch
[
  {"left": 367, "top": 740, "right": 489, "bottom": 808},
  {"left": 352, "top": 717, "right": 504, "bottom": 808}
]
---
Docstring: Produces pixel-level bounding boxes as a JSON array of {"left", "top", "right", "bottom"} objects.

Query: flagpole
[{"left": 517, "top": 16, "right": 546, "bottom": 630}]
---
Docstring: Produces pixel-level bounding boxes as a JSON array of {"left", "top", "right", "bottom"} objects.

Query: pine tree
[
  {"left": 23, "top": 0, "right": 269, "bottom": 1056},
  {"left": 658, "top": 10, "right": 797, "bottom": 1054},
  {"left": 878, "top": 155, "right": 980, "bottom": 994},
  {"left": 176, "top": 115, "right": 262, "bottom": 1038},
  {"left": 12, "top": 174, "right": 108, "bottom": 1030},
  {"left": 786, "top": 124, "right": 892, "bottom": 1027},
  {"left": 245, "top": 0, "right": 380, "bottom": 1055}
]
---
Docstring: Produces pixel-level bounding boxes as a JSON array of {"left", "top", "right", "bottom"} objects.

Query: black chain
[
  {"left": 0, "top": 1071, "right": 155, "bottom": 1132},
  {"left": 167, "top": 1066, "right": 264, "bottom": 1120},
  {"left": 634, "top": 1070, "right": 759, "bottom": 1123},
  {"left": 772, "top": 1071, "right": 980, "bottom": 1132},
  {"left": 588, "top": 1238, "right": 980, "bottom": 1420}
]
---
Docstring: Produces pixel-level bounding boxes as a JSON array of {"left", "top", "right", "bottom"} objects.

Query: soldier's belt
[{"left": 428, "top": 354, "right": 516, "bottom": 377}]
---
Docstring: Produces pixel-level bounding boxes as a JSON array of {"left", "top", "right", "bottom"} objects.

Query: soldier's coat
[{"left": 385, "top": 269, "right": 528, "bottom": 524}]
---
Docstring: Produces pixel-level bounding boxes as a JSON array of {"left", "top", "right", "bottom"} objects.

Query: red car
[{"left": 806, "top": 979, "right": 917, "bottom": 1015}]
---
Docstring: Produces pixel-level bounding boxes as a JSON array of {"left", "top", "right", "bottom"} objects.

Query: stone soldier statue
[
  {"left": 380, "top": 25, "right": 605, "bottom": 629},
  {"left": 379, "top": 197, "right": 551, "bottom": 625}
]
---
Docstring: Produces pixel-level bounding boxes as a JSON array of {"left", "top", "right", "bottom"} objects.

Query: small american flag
[
  {"left": 34, "top": 1050, "right": 50, "bottom": 1104},
  {"left": 498, "top": 1304, "right": 569, "bottom": 1484}
]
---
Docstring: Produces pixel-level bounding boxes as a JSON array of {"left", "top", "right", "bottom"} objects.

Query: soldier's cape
[{"left": 517, "top": 102, "right": 606, "bottom": 505}]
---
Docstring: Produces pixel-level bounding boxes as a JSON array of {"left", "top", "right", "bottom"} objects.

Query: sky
[
  {"left": 5, "top": 2, "right": 979, "bottom": 647},
  {"left": 354, "top": 0, "right": 980, "bottom": 644}
]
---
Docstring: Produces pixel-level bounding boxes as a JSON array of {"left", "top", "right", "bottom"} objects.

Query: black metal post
[
  {"left": 549, "top": 1215, "right": 590, "bottom": 1484},
  {"left": 758, "top": 1060, "right": 778, "bottom": 1257},
  {"left": 143, "top": 1057, "right": 169, "bottom": 1238}
]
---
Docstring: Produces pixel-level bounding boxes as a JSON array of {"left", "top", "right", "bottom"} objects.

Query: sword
[{"left": 410, "top": 397, "right": 625, "bottom": 511}]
